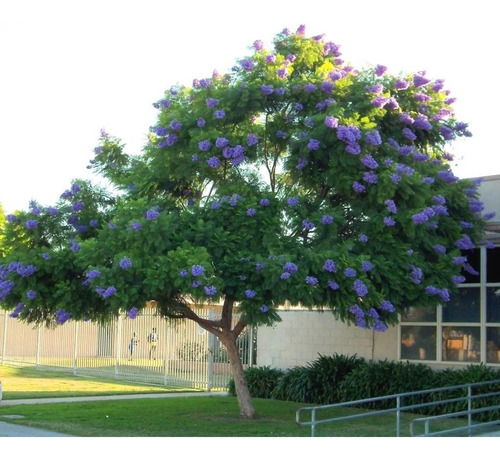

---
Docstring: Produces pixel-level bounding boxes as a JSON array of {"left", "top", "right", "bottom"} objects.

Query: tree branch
[
  {"left": 232, "top": 317, "right": 248, "bottom": 338},
  {"left": 178, "top": 306, "right": 224, "bottom": 339}
]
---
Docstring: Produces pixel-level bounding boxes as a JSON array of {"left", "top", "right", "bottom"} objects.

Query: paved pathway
[{"left": 0, "top": 391, "right": 226, "bottom": 437}]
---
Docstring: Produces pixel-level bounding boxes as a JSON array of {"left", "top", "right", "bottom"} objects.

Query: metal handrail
[
  {"left": 410, "top": 404, "right": 500, "bottom": 437},
  {"left": 296, "top": 379, "right": 500, "bottom": 437}
]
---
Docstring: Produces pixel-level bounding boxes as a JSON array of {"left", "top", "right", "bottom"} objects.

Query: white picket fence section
[{"left": 0, "top": 307, "right": 256, "bottom": 390}]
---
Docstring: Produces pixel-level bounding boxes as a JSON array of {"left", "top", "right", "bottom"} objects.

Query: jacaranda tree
[{"left": 0, "top": 26, "right": 491, "bottom": 418}]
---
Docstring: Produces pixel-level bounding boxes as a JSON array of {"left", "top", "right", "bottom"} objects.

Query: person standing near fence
[
  {"left": 148, "top": 327, "right": 158, "bottom": 360},
  {"left": 128, "top": 332, "right": 139, "bottom": 361}
]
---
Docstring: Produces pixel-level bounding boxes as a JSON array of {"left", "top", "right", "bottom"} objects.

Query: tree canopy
[{"left": 0, "top": 25, "right": 490, "bottom": 417}]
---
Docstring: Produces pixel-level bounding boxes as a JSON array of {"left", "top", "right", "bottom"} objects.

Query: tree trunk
[{"left": 220, "top": 332, "right": 256, "bottom": 419}]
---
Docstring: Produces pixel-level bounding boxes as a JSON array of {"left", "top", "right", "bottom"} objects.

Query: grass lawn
[
  {"left": 0, "top": 394, "right": 440, "bottom": 437},
  {"left": 0, "top": 364, "right": 475, "bottom": 437},
  {"left": 0, "top": 364, "right": 194, "bottom": 399}
]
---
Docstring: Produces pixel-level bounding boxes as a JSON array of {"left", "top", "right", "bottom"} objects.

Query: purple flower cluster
[
  {"left": 413, "top": 115, "right": 433, "bottom": 130},
  {"left": 360, "top": 154, "right": 379, "bottom": 170},
  {"left": 198, "top": 140, "right": 211, "bottom": 152},
  {"left": 425, "top": 286, "right": 450, "bottom": 302},
  {"left": 245, "top": 289, "right": 257, "bottom": 299},
  {"left": 433, "top": 245, "right": 447, "bottom": 255},
  {"left": 26, "top": 219, "right": 38, "bottom": 230},
  {"left": 321, "top": 215, "right": 334, "bottom": 225},
  {"left": 302, "top": 220, "right": 315, "bottom": 230},
  {"left": 206, "top": 98, "right": 219, "bottom": 108},
  {"left": 323, "top": 259, "right": 337, "bottom": 273},
  {"left": 26, "top": 290, "right": 37, "bottom": 300},
  {"left": 362, "top": 261, "right": 373, "bottom": 272},
  {"left": 385, "top": 200, "right": 397, "bottom": 213},
  {"left": 384, "top": 217, "right": 396, "bottom": 227},
  {"left": 325, "top": 116, "right": 339, "bottom": 129},
  {"left": 9, "top": 302, "right": 24, "bottom": 318},
  {"left": 395, "top": 79, "right": 410, "bottom": 90},
  {"left": 402, "top": 128, "right": 417, "bottom": 141},
  {"left": 215, "top": 137, "right": 229, "bottom": 148},
  {"left": 16, "top": 264, "right": 37, "bottom": 277},
  {"left": 0, "top": 279, "right": 15, "bottom": 301},
  {"left": 414, "top": 74, "right": 431, "bottom": 88},
  {"left": 308, "top": 139, "right": 320, "bottom": 150},
  {"left": 204, "top": 285, "right": 217, "bottom": 296},
  {"left": 469, "top": 199, "right": 484, "bottom": 213},
  {"left": 344, "top": 267, "right": 356, "bottom": 278},
  {"left": 260, "top": 304, "right": 269, "bottom": 313},
  {"left": 128, "top": 307, "right": 139, "bottom": 319},
  {"left": 305, "top": 276, "right": 318, "bottom": 286},
  {"left": 296, "top": 157, "right": 308, "bottom": 170},
  {"left": 337, "top": 125, "right": 361, "bottom": 154},
  {"left": 56, "top": 309, "right": 72, "bottom": 324},
  {"left": 286, "top": 197, "right": 299, "bottom": 206},
  {"left": 380, "top": 300, "right": 395, "bottom": 313},
  {"left": 365, "top": 130, "right": 382, "bottom": 146},
  {"left": 353, "top": 279, "right": 368, "bottom": 297},
  {"left": 328, "top": 280, "right": 339, "bottom": 290},
  {"left": 86, "top": 269, "right": 101, "bottom": 279},
  {"left": 96, "top": 286, "right": 117, "bottom": 299},
  {"left": 455, "top": 234, "right": 475, "bottom": 250},
  {"left": 247, "top": 208, "right": 256, "bottom": 216},
  {"left": 207, "top": 156, "right": 221, "bottom": 168},
  {"left": 283, "top": 262, "right": 298, "bottom": 274},
  {"left": 191, "top": 265, "right": 205, "bottom": 277},
  {"left": 146, "top": 209, "right": 159, "bottom": 220},
  {"left": 409, "top": 265, "right": 423, "bottom": 284},
  {"left": 72, "top": 201, "right": 85, "bottom": 212},
  {"left": 70, "top": 240, "right": 81, "bottom": 253},
  {"left": 353, "top": 182, "right": 365, "bottom": 193},
  {"left": 247, "top": 134, "right": 258, "bottom": 146},
  {"left": 119, "top": 257, "right": 132, "bottom": 269},
  {"left": 363, "top": 171, "right": 378, "bottom": 184}
]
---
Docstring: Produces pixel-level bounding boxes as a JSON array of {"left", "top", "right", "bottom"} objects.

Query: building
[{"left": 257, "top": 175, "right": 500, "bottom": 370}]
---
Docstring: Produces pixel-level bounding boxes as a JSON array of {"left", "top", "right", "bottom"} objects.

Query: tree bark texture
[{"left": 220, "top": 331, "right": 256, "bottom": 419}]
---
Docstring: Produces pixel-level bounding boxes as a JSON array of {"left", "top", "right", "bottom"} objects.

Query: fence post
[
  {"left": 73, "top": 321, "right": 79, "bottom": 375},
  {"left": 248, "top": 326, "right": 254, "bottom": 367},
  {"left": 163, "top": 319, "right": 170, "bottom": 386},
  {"left": 396, "top": 396, "right": 401, "bottom": 437},
  {"left": 207, "top": 309, "right": 215, "bottom": 392},
  {"left": 1, "top": 310, "right": 7, "bottom": 363},
  {"left": 467, "top": 385, "right": 473, "bottom": 436},
  {"left": 36, "top": 324, "right": 41, "bottom": 367},
  {"left": 115, "top": 313, "right": 122, "bottom": 378}
]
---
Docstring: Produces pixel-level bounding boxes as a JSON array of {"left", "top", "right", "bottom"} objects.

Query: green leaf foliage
[{"left": 0, "top": 25, "right": 486, "bottom": 334}]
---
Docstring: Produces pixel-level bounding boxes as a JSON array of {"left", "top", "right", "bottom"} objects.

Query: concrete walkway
[{"left": 0, "top": 391, "right": 226, "bottom": 437}]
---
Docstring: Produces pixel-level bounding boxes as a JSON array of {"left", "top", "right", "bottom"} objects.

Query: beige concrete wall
[{"left": 257, "top": 310, "right": 398, "bottom": 369}]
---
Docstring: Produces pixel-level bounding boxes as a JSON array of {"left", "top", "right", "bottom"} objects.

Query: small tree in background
[{"left": 0, "top": 25, "right": 490, "bottom": 418}]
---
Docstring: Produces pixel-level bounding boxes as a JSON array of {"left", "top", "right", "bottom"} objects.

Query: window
[{"left": 400, "top": 245, "right": 500, "bottom": 365}]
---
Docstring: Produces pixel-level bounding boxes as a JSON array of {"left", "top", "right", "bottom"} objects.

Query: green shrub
[
  {"left": 271, "top": 365, "right": 312, "bottom": 403},
  {"left": 270, "top": 353, "right": 365, "bottom": 404},
  {"left": 228, "top": 356, "right": 500, "bottom": 422},
  {"left": 304, "top": 354, "right": 365, "bottom": 404},
  {"left": 227, "top": 366, "right": 284, "bottom": 399},
  {"left": 338, "top": 359, "right": 437, "bottom": 409},
  {"left": 430, "top": 364, "right": 500, "bottom": 421}
]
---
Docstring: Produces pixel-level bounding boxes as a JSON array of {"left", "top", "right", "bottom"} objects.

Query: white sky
[{"left": 1, "top": 0, "right": 499, "bottom": 214}]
